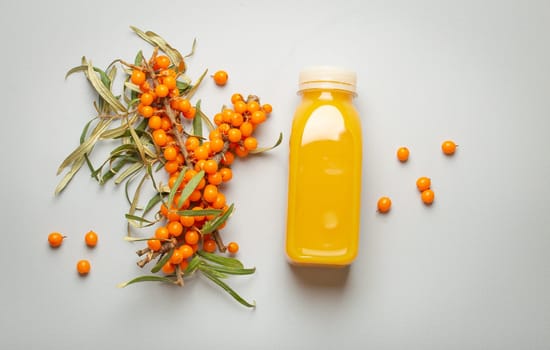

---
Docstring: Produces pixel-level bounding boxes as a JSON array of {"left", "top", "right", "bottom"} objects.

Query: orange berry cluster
[
  {"left": 130, "top": 54, "right": 272, "bottom": 274},
  {"left": 377, "top": 140, "right": 458, "bottom": 213},
  {"left": 48, "top": 230, "right": 98, "bottom": 275}
]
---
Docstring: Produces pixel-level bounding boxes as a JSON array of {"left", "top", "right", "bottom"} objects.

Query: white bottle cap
[{"left": 299, "top": 66, "right": 357, "bottom": 94}]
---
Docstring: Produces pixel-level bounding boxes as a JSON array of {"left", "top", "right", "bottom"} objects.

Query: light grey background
[{"left": 1, "top": 0, "right": 549, "bottom": 349}]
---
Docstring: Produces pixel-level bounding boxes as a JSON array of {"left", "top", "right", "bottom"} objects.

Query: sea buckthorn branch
[{"left": 55, "top": 27, "right": 281, "bottom": 308}]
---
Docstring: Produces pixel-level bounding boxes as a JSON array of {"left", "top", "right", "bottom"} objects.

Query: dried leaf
[
  {"left": 85, "top": 59, "right": 126, "bottom": 113},
  {"left": 130, "top": 26, "right": 184, "bottom": 70},
  {"left": 54, "top": 157, "right": 85, "bottom": 195},
  {"left": 114, "top": 162, "right": 143, "bottom": 185},
  {"left": 197, "top": 103, "right": 215, "bottom": 133},
  {"left": 185, "top": 69, "right": 208, "bottom": 100},
  {"left": 193, "top": 100, "right": 203, "bottom": 139}
]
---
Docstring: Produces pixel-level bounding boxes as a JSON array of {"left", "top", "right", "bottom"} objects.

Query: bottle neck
[{"left": 299, "top": 89, "right": 355, "bottom": 102}]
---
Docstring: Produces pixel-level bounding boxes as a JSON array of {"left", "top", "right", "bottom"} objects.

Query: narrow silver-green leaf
[
  {"left": 184, "top": 255, "right": 201, "bottom": 274},
  {"left": 193, "top": 100, "right": 203, "bottom": 140},
  {"left": 204, "top": 264, "right": 256, "bottom": 275},
  {"left": 175, "top": 170, "right": 205, "bottom": 209},
  {"left": 176, "top": 209, "right": 222, "bottom": 217},
  {"left": 200, "top": 268, "right": 255, "bottom": 308},
  {"left": 118, "top": 275, "right": 175, "bottom": 288},
  {"left": 249, "top": 132, "right": 283, "bottom": 154},
  {"left": 201, "top": 203, "right": 234, "bottom": 235},
  {"left": 151, "top": 249, "right": 174, "bottom": 273},
  {"left": 185, "top": 69, "right": 207, "bottom": 100},
  {"left": 166, "top": 167, "right": 188, "bottom": 207},
  {"left": 196, "top": 250, "right": 244, "bottom": 269},
  {"left": 128, "top": 120, "right": 146, "bottom": 162},
  {"left": 125, "top": 214, "right": 155, "bottom": 226},
  {"left": 85, "top": 59, "right": 126, "bottom": 113},
  {"left": 197, "top": 103, "right": 215, "bottom": 133}
]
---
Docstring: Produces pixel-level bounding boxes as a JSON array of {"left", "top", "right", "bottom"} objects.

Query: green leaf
[
  {"left": 249, "top": 132, "right": 283, "bottom": 154},
  {"left": 200, "top": 268, "right": 255, "bottom": 308},
  {"left": 193, "top": 100, "right": 203, "bottom": 140},
  {"left": 175, "top": 170, "right": 205, "bottom": 209},
  {"left": 184, "top": 255, "right": 201, "bottom": 274},
  {"left": 134, "top": 50, "right": 145, "bottom": 66},
  {"left": 204, "top": 264, "right": 256, "bottom": 276},
  {"left": 85, "top": 59, "right": 126, "bottom": 113},
  {"left": 201, "top": 203, "right": 234, "bottom": 235},
  {"left": 176, "top": 80, "right": 191, "bottom": 95},
  {"left": 166, "top": 167, "right": 187, "bottom": 208},
  {"left": 125, "top": 214, "right": 156, "bottom": 227},
  {"left": 151, "top": 249, "right": 175, "bottom": 273},
  {"left": 142, "top": 193, "right": 163, "bottom": 216},
  {"left": 118, "top": 275, "right": 175, "bottom": 288},
  {"left": 196, "top": 250, "right": 244, "bottom": 269},
  {"left": 176, "top": 209, "right": 222, "bottom": 217}
]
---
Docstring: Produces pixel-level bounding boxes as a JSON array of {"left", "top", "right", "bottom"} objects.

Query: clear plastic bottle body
[{"left": 286, "top": 88, "right": 362, "bottom": 266}]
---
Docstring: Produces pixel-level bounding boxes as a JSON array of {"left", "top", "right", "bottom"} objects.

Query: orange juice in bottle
[{"left": 286, "top": 67, "right": 362, "bottom": 266}]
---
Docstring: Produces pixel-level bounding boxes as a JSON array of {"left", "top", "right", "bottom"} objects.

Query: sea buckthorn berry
[
  {"left": 164, "top": 160, "right": 179, "bottom": 174},
  {"left": 184, "top": 169, "right": 198, "bottom": 182},
  {"left": 213, "top": 113, "right": 224, "bottom": 125},
  {"left": 163, "top": 75, "right": 177, "bottom": 90},
  {"left": 163, "top": 146, "right": 178, "bottom": 161},
  {"left": 231, "top": 93, "right": 243, "bottom": 104},
  {"left": 212, "top": 192, "right": 226, "bottom": 209},
  {"left": 221, "top": 151, "right": 235, "bottom": 165},
  {"left": 84, "top": 230, "right": 98, "bottom": 247},
  {"left": 169, "top": 249, "right": 184, "bottom": 265},
  {"left": 210, "top": 137, "right": 225, "bottom": 153},
  {"left": 421, "top": 189, "right": 435, "bottom": 205},
  {"left": 130, "top": 69, "right": 146, "bottom": 85},
  {"left": 177, "top": 98, "right": 191, "bottom": 113},
  {"left": 152, "top": 129, "right": 168, "bottom": 146},
  {"left": 231, "top": 113, "right": 244, "bottom": 127},
  {"left": 185, "top": 136, "right": 200, "bottom": 151},
  {"left": 139, "top": 105, "right": 154, "bottom": 118},
  {"left": 220, "top": 167, "right": 233, "bottom": 182},
  {"left": 203, "top": 184, "right": 219, "bottom": 203},
  {"left": 189, "top": 190, "right": 202, "bottom": 202},
  {"left": 48, "top": 232, "right": 65, "bottom": 248},
  {"left": 222, "top": 109, "right": 234, "bottom": 123},
  {"left": 213, "top": 70, "right": 228, "bottom": 86},
  {"left": 155, "top": 226, "right": 170, "bottom": 240},
  {"left": 243, "top": 136, "right": 258, "bottom": 151},
  {"left": 416, "top": 177, "right": 431, "bottom": 192},
  {"left": 196, "top": 177, "right": 206, "bottom": 190},
  {"left": 148, "top": 115, "right": 162, "bottom": 130},
  {"left": 227, "top": 242, "right": 239, "bottom": 254},
  {"left": 234, "top": 145, "right": 249, "bottom": 158},
  {"left": 155, "top": 84, "right": 169, "bottom": 98},
  {"left": 233, "top": 100, "right": 247, "bottom": 114},
  {"left": 179, "top": 244, "right": 194, "bottom": 259},
  {"left": 207, "top": 171, "right": 223, "bottom": 185},
  {"left": 180, "top": 215, "right": 195, "bottom": 228},
  {"left": 203, "top": 159, "right": 218, "bottom": 174},
  {"left": 160, "top": 116, "right": 172, "bottom": 131},
  {"left": 209, "top": 129, "right": 222, "bottom": 141},
  {"left": 203, "top": 239, "right": 217, "bottom": 253},
  {"left": 140, "top": 92, "right": 154, "bottom": 106},
  {"left": 162, "top": 262, "right": 175, "bottom": 274},
  {"left": 247, "top": 101, "right": 260, "bottom": 113},
  {"left": 147, "top": 239, "right": 162, "bottom": 251},
  {"left": 396, "top": 147, "right": 409, "bottom": 162},
  {"left": 227, "top": 128, "right": 242, "bottom": 143},
  {"left": 377, "top": 196, "right": 392, "bottom": 213},
  {"left": 76, "top": 260, "right": 91, "bottom": 275},
  {"left": 194, "top": 145, "right": 209, "bottom": 161},
  {"left": 240, "top": 121, "right": 254, "bottom": 137},
  {"left": 154, "top": 55, "right": 171, "bottom": 70},
  {"left": 441, "top": 140, "right": 457, "bottom": 155},
  {"left": 183, "top": 106, "right": 196, "bottom": 120},
  {"left": 167, "top": 221, "right": 184, "bottom": 237},
  {"left": 184, "top": 230, "right": 199, "bottom": 245},
  {"left": 250, "top": 110, "right": 266, "bottom": 124},
  {"left": 262, "top": 103, "right": 273, "bottom": 114}
]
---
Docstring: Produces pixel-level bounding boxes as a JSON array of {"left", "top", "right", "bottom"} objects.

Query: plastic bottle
[{"left": 286, "top": 66, "right": 362, "bottom": 266}]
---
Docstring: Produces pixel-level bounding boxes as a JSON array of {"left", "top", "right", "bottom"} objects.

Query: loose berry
[
  {"left": 416, "top": 177, "right": 431, "bottom": 192},
  {"left": 213, "top": 70, "right": 228, "bottom": 86},
  {"left": 76, "top": 260, "right": 91, "bottom": 275},
  {"left": 421, "top": 189, "right": 435, "bottom": 204},
  {"left": 377, "top": 196, "right": 392, "bottom": 213},
  {"left": 442, "top": 140, "right": 457, "bottom": 155},
  {"left": 84, "top": 230, "right": 98, "bottom": 247},
  {"left": 48, "top": 232, "right": 65, "bottom": 248},
  {"left": 396, "top": 147, "right": 409, "bottom": 162}
]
